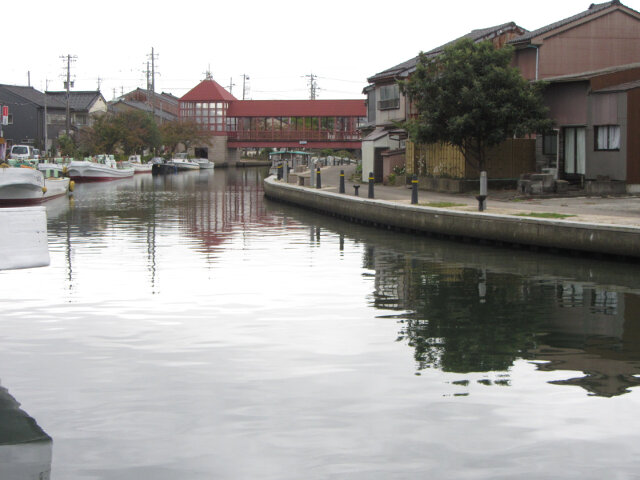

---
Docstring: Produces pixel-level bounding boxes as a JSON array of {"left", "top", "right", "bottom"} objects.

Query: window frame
[
  {"left": 594, "top": 125, "right": 621, "bottom": 151},
  {"left": 542, "top": 131, "right": 558, "bottom": 155}
]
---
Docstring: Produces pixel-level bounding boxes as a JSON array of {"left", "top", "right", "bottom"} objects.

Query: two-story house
[
  {"left": 509, "top": 0, "right": 640, "bottom": 191},
  {"left": 361, "top": 22, "right": 527, "bottom": 183},
  {"left": 363, "top": 1, "right": 640, "bottom": 191}
]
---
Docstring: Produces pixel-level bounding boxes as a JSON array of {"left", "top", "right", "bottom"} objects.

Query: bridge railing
[{"left": 227, "top": 130, "right": 362, "bottom": 142}]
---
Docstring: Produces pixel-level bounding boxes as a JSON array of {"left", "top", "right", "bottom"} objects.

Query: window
[
  {"left": 595, "top": 125, "right": 620, "bottom": 150},
  {"left": 542, "top": 132, "right": 557, "bottom": 155},
  {"left": 367, "top": 89, "right": 376, "bottom": 122},
  {"left": 378, "top": 84, "right": 400, "bottom": 110}
]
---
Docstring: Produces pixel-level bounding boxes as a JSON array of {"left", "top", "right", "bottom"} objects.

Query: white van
[{"left": 9, "top": 145, "right": 33, "bottom": 161}]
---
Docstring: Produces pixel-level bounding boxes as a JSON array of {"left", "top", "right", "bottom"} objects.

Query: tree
[
  {"left": 117, "top": 110, "right": 161, "bottom": 155},
  {"left": 76, "top": 111, "right": 161, "bottom": 156},
  {"left": 400, "top": 39, "right": 553, "bottom": 173},
  {"left": 56, "top": 134, "right": 77, "bottom": 157},
  {"left": 160, "top": 119, "right": 211, "bottom": 155}
]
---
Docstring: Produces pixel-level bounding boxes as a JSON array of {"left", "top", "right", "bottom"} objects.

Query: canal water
[{"left": 1, "top": 167, "right": 640, "bottom": 479}]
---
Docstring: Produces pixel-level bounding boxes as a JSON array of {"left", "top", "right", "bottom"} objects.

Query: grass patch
[
  {"left": 515, "top": 212, "right": 576, "bottom": 219},
  {"left": 421, "top": 202, "right": 466, "bottom": 208}
]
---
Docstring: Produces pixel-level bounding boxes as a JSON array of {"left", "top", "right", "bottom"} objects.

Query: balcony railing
[{"left": 378, "top": 98, "right": 400, "bottom": 110}]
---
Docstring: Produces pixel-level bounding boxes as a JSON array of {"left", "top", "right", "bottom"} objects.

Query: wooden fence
[{"left": 407, "top": 139, "right": 536, "bottom": 179}]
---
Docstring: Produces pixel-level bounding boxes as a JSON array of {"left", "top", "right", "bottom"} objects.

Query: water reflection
[
  {"left": 0, "top": 382, "right": 52, "bottom": 479},
  {"left": 273, "top": 202, "right": 640, "bottom": 397},
  {"left": 45, "top": 169, "right": 273, "bottom": 294}
]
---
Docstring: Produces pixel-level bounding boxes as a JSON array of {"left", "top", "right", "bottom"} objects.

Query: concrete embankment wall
[{"left": 263, "top": 176, "right": 640, "bottom": 259}]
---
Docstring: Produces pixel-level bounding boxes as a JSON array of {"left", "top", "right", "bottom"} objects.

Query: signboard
[{"left": 2, "top": 106, "right": 8, "bottom": 126}]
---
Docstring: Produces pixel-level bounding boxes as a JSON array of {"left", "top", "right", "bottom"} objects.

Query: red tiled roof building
[{"left": 179, "top": 77, "right": 366, "bottom": 163}]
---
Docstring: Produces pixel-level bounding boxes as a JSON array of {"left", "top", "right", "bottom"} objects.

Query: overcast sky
[{"left": 5, "top": 0, "right": 639, "bottom": 101}]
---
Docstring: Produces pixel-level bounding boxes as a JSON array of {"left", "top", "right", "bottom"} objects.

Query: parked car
[{"left": 9, "top": 145, "right": 33, "bottom": 161}]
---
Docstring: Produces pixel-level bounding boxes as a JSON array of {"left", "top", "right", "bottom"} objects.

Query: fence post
[
  {"left": 339, "top": 170, "right": 345, "bottom": 194},
  {"left": 368, "top": 172, "right": 374, "bottom": 198},
  {"left": 411, "top": 175, "right": 418, "bottom": 204},
  {"left": 476, "top": 171, "right": 487, "bottom": 211}
]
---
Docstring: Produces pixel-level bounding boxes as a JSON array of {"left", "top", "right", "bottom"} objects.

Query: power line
[{"left": 317, "top": 76, "right": 364, "bottom": 84}]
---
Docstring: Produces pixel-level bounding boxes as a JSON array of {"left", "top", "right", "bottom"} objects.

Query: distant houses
[
  {"left": 0, "top": 85, "right": 107, "bottom": 155},
  {"left": 109, "top": 88, "right": 179, "bottom": 124}
]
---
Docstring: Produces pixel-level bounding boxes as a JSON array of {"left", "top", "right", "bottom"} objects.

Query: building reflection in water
[
  {"left": 45, "top": 168, "right": 640, "bottom": 398},
  {"left": 276, "top": 204, "right": 640, "bottom": 399},
  {"left": 365, "top": 243, "right": 640, "bottom": 397},
  {"left": 0, "top": 382, "right": 52, "bottom": 479}
]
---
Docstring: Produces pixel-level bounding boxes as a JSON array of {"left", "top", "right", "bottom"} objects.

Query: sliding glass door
[{"left": 564, "top": 127, "right": 586, "bottom": 175}]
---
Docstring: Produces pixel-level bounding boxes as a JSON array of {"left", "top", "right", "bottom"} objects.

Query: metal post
[
  {"left": 476, "top": 171, "right": 487, "bottom": 211},
  {"left": 283, "top": 161, "right": 288, "bottom": 183},
  {"left": 277, "top": 163, "right": 283, "bottom": 180},
  {"left": 310, "top": 161, "right": 316, "bottom": 188},
  {"left": 316, "top": 166, "right": 321, "bottom": 189},
  {"left": 368, "top": 172, "right": 374, "bottom": 198},
  {"left": 411, "top": 174, "right": 418, "bottom": 204},
  {"left": 339, "top": 169, "right": 345, "bottom": 194}
]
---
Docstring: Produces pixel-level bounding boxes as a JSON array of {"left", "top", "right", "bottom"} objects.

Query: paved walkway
[{"left": 301, "top": 165, "right": 640, "bottom": 227}]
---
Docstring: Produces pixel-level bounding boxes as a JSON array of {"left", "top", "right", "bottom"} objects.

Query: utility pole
[
  {"left": 306, "top": 73, "right": 318, "bottom": 100},
  {"left": 60, "top": 54, "right": 77, "bottom": 136},
  {"left": 228, "top": 77, "right": 235, "bottom": 95},
  {"left": 148, "top": 47, "right": 158, "bottom": 118},
  {"left": 241, "top": 74, "right": 250, "bottom": 100},
  {"left": 44, "top": 79, "right": 49, "bottom": 156}
]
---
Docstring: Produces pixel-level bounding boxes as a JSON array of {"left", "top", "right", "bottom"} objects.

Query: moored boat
[
  {"left": 125, "top": 155, "right": 152, "bottom": 174},
  {"left": 196, "top": 158, "right": 214, "bottom": 169},
  {"left": 67, "top": 155, "right": 134, "bottom": 182},
  {"left": 171, "top": 153, "right": 200, "bottom": 171},
  {"left": 0, "top": 166, "right": 70, "bottom": 205},
  {"left": 37, "top": 158, "right": 72, "bottom": 177}
]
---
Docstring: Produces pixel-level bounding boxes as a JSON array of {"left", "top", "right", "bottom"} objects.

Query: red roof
[
  {"left": 227, "top": 99, "right": 365, "bottom": 117},
  {"left": 180, "top": 79, "right": 236, "bottom": 102}
]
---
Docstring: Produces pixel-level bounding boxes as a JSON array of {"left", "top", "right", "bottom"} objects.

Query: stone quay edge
[{"left": 263, "top": 176, "right": 640, "bottom": 259}]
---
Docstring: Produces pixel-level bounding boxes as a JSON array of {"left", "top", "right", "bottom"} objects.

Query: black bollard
[
  {"left": 368, "top": 172, "right": 374, "bottom": 198},
  {"left": 277, "top": 163, "right": 283, "bottom": 180},
  {"left": 411, "top": 175, "right": 418, "bottom": 204},
  {"left": 353, "top": 185, "right": 360, "bottom": 196},
  {"left": 316, "top": 167, "right": 322, "bottom": 189},
  {"left": 339, "top": 170, "right": 345, "bottom": 194}
]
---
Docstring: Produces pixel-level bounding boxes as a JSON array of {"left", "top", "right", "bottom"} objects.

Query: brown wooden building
[
  {"left": 539, "top": 64, "right": 640, "bottom": 191},
  {"left": 511, "top": 1, "right": 640, "bottom": 81}
]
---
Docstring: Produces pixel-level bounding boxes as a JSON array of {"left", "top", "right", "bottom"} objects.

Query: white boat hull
[
  {"left": 131, "top": 163, "right": 152, "bottom": 173},
  {"left": 196, "top": 159, "right": 214, "bottom": 169},
  {"left": 171, "top": 160, "right": 200, "bottom": 171},
  {"left": 67, "top": 160, "right": 134, "bottom": 182},
  {"left": 0, "top": 168, "right": 70, "bottom": 205}
]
